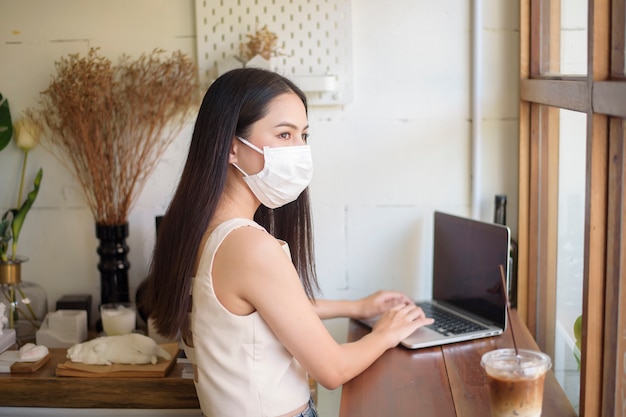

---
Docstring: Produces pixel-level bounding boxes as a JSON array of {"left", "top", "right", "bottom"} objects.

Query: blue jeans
[
  {"left": 200, "top": 397, "right": 318, "bottom": 417},
  {"left": 293, "top": 397, "right": 319, "bottom": 417}
]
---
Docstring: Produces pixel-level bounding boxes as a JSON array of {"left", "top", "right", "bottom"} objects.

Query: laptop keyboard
[{"left": 418, "top": 302, "right": 488, "bottom": 336}]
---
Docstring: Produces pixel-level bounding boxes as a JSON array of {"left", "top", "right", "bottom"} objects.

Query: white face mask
[{"left": 232, "top": 136, "right": 313, "bottom": 209}]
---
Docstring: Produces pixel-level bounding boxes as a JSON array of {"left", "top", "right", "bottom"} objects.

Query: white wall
[{"left": 0, "top": 1, "right": 520, "bottom": 415}]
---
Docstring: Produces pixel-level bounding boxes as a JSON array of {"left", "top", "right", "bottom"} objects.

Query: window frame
[{"left": 518, "top": 0, "right": 626, "bottom": 416}]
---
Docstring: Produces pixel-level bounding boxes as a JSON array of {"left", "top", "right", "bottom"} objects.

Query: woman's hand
[
  {"left": 354, "top": 290, "right": 415, "bottom": 320},
  {"left": 371, "top": 303, "right": 434, "bottom": 348}
]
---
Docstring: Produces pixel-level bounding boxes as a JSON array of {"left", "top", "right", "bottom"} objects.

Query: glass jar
[{"left": 0, "top": 260, "right": 48, "bottom": 345}]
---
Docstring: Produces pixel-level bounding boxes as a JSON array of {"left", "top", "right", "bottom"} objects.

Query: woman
[{"left": 144, "top": 68, "right": 433, "bottom": 417}]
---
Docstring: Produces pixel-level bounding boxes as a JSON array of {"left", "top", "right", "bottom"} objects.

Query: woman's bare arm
[{"left": 213, "top": 227, "right": 433, "bottom": 390}]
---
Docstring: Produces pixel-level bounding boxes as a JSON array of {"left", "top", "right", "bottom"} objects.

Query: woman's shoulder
[
  {"left": 217, "top": 220, "right": 286, "bottom": 264},
  {"left": 199, "top": 218, "right": 271, "bottom": 266},
  {"left": 225, "top": 221, "right": 278, "bottom": 249},
  {"left": 213, "top": 220, "right": 291, "bottom": 286}
]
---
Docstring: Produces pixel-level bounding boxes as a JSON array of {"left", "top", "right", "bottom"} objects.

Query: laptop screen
[{"left": 432, "top": 211, "right": 510, "bottom": 327}]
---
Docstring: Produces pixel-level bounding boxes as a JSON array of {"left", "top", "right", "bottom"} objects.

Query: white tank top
[{"left": 183, "top": 218, "right": 310, "bottom": 417}]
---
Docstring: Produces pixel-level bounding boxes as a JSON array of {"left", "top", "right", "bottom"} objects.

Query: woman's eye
[
  {"left": 279, "top": 132, "right": 291, "bottom": 139},
  {"left": 302, "top": 133, "right": 309, "bottom": 143}
]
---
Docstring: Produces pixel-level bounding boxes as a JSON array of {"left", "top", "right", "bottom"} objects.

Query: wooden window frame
[{"left": 519, "top": 1, "right": 626, "bottom": 416}]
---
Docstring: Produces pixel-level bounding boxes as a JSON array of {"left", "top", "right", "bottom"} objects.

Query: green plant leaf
[
  {"left": 0, "top": 93, "right": 13, "bottom": 152},
  {"left": 573, "top": 315, "right": 582, "bottom": 344},
  {"left": 0, "top": 215, "right": 12, "bottom": 241},
  {"left": 11, "top": 168, "right": 43, "bottom": 251},
  {"left": 573, "top": 314, "right": 583, "bottom": 371},
  {"left": 0, "top": 215, "right": 12, "bottom": 262}
]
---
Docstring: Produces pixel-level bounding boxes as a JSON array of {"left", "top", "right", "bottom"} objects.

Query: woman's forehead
[{"left": 261, "top": 93, "right": 307, "bottom": 127}]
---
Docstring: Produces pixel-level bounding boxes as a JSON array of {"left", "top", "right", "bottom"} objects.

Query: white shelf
[
  {"left": 291, "top": 75, "right": 337, "bottom": 93},
  {"left": 195, "top": 0, "right": 353, "bottom": 105}
]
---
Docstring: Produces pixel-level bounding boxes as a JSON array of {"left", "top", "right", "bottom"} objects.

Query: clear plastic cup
[{"left": 481, "top": 348, "right": 552, "bottom": 417}]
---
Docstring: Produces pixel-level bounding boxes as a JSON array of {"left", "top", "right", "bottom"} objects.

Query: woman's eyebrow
[{"left": 274, "top": 122, "right": 309, "bottom": 130}]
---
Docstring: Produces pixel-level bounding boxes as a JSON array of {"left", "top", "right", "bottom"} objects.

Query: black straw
[{"left": 499, "top": 264, "right": 519, "bottom": 358}]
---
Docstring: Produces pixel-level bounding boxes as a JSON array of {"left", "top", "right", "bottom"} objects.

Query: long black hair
[{"left": 142, "top": 68, "right": 318, "bottom": 338}]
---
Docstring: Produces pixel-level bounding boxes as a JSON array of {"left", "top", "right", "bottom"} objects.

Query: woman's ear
[{"left": 228, "top": 137, "right": 238, "bottom": 164}]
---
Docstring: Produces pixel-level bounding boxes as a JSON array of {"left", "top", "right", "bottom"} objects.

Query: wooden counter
[
  {"left": 0, "top": 310, "right": 577, "bottom": 414},
  {"left": 339, "top": 310, "right": 577, "bottom": 417},
  {"left": 0, "top": 348, "right": 199, "bottom": 409}
]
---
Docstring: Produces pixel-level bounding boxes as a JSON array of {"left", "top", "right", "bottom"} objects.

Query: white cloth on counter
[
  {"left": 66, "top": 333, "right": 171, "bottom": 365},
  {"left": 18, "top": 343, "right": 49, "bottom": 362},
  {"left": 0, "top": 342, "right": 49, "bottom": 372}
]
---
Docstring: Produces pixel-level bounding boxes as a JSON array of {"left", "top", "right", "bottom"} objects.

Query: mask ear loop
[
  {"left": 233, "top": 136, "right": 265, "bottom": 177},
  {"left": 236, "top": 136, "right": 265, "bottom": 155},
  {"left": 232, "top": 162, "right": 249, "bottom": 177}
]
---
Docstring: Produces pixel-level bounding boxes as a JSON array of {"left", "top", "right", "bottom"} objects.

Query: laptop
[{"left": 360, "top": 211, "right": 510, "bottom": 349}]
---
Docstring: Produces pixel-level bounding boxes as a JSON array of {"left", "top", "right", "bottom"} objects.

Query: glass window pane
[
  {"left": 554, "top": 108, "right": 586, "bottom": 415},
  {"left": 560, "top": 0, "right": 587, "bottom": 74},
  {"left": 539, "top": 0, "right": 587, "bottom": 76}
]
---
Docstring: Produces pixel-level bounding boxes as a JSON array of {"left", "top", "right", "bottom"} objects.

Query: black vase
[{"left": 96, "top": 223, "right": 131, "bottom": 305}]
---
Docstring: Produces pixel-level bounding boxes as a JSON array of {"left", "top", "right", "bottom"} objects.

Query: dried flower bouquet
[
  {"left": 240, "top": 25, "right": 283, "bottom": 61},
  {"left": 29, "top": 48, "right": 199, "bottom": 225}
]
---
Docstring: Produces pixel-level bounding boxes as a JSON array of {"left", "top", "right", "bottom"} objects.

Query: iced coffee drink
[{"left": 481, "top": 349, "right": 552, "bottom": 417}]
